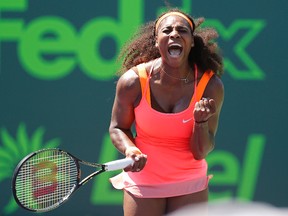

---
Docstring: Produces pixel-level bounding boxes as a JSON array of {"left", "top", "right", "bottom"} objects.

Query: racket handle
[{"left": 104, "top": 158, "right": 134, "bottom": 171}]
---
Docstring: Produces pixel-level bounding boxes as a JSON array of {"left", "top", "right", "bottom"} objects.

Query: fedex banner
[{"left": 1, "top": 0, "right": 287, "bottom": 215}]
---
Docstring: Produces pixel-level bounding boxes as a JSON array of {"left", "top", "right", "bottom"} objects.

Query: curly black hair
[{"left": 117, "top": 8, "right": 224, "bottom": 77}]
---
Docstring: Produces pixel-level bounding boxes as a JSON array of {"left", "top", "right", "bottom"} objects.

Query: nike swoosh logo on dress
[{"left": 182, "top": 118, "right": 193, "bottom": 123}]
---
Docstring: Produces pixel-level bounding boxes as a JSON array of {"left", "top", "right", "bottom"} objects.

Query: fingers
[
  {"left": 195, "top": 98, "right": 210, "bottom": 112},
  {"left": 208, "top": 98, "right": 216, "bottom": 114},
  {"left": 132, "top": 154, "right": 147, "bottom": 172},
  {"left": 194, "top": 97, "right": 216, "bottom": 122},
  {"left": 124, "top": 146, "right": 147, "bottom": 172}
]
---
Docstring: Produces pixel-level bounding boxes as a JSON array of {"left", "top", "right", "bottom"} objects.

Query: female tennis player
[{"left": 109, "top": 8, "right": 224, "bottom": 216}]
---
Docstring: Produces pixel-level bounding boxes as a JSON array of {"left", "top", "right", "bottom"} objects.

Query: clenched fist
[{"left": 193, "top": 97, "right": 217, "bottom": 123}]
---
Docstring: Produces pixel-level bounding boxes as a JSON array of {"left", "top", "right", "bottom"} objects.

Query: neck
[
  {"left": 161, "top": 67, "right": 190, "bottom": 83},
  {"left": 158, "top": 59, "right": 192, "bottom": 83}
]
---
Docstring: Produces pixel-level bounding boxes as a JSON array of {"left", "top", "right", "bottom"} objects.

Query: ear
[
  {"left": 155, "top": 35, "right": 159, "bottom": 47},
  {"left": 191, "top": 38, "right": 194, "bottom": 47}
]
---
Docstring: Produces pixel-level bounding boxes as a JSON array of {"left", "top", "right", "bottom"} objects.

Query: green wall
[{"left": 1, "top": 0, "right": 287, "bottom": 215}]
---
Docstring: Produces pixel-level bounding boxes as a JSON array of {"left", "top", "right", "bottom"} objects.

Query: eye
[
  {"left": 162, "top": 28, "right": 172, "bottom": 34},
  {"left": 177, "top": 27, "right": 189, "bottom": 33}
]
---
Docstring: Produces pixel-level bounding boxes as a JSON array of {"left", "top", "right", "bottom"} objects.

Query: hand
[
  {"left": 124, "top": 146, "right": 147, "bottom": 172},
  {"left": 193, "top": 97, "right": 216, "bottom": 123}
]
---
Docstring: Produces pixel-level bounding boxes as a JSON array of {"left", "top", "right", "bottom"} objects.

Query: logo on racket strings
[{"left": 32, "top": 161, "right": 58, "bottom": 198}]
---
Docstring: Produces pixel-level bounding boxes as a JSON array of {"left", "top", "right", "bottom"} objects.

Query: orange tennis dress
[{"left": 110, "top": 63, "right": 214, "bottom": 198}]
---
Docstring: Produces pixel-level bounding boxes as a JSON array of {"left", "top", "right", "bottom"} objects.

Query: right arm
[{"left": 109, "top": 69, "right": 147, "bottom": 172}]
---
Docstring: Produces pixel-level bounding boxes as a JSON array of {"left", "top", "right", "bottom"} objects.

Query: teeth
[{"left": 171, "top": 44, "right": 181, "bottom": 48}]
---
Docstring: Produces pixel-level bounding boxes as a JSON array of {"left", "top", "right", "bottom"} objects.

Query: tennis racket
[{"left": 11, "top": 148, "right": 133, "bottom": 212}]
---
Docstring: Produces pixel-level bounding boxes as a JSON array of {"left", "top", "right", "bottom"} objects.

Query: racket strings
[{"left": 15, "top": 150, "right": 78, "bottom": 211}]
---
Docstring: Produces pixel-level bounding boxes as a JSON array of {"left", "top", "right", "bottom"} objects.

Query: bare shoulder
[
  {"left": 208, "top": 74, "right": 224, "bottom": 94},
  {"left": 204, "top": 74, "right": 224, "bottom": 105},
  {"left": 116, "top": 68, "right": 142, "bottom": 105},
  {"left": 117, "top": 68, "right": 140, "bottom": 90}
]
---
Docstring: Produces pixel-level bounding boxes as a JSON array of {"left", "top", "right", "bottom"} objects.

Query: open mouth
[{"left": 168, "top": 44, "right": 183, "bottom": 57}]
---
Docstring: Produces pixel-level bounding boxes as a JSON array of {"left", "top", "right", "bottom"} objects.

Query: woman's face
[{"left": 156, "top": 15, "right": 194, "bottom": 66}]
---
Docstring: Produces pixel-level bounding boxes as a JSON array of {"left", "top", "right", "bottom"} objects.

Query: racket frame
[{"left": 11, "top": 148, "right": 107, "bottom": 212}]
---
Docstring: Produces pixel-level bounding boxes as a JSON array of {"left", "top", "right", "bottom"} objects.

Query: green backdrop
[{"left": 1, "top": 0, "right": 287, "bottom": 215}]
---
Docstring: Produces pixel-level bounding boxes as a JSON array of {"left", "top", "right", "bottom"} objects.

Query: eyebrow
[{"left": 160, "top": 24, "right": 190, "bottom": 30}]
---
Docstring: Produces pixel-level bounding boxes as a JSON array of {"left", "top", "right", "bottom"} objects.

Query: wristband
[
  {"left": 194, "top": 120, "right": 208, "bottom": 127},
  {"left": 195, "top": 120, "right": 208, "bottom": 124}
]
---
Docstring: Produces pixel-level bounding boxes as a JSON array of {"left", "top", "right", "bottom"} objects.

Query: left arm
[{"left": 190, "top": 75, "right": 224, "bottom": 160}]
